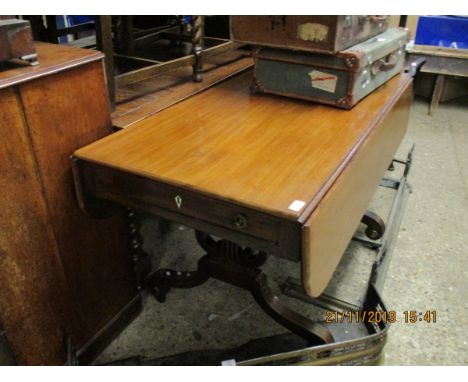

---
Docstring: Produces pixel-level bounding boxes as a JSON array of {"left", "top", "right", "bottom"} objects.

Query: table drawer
[{"left": 80, "top": 162, "right": 286, "bottom": 245}]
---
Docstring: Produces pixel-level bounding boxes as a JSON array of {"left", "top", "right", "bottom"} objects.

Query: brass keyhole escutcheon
[
  {"left": 174, "top": 195, "right": 182, "bottom": 208},
  {"left": 232, "top": 214, "right": 248, "bottom": 230}
]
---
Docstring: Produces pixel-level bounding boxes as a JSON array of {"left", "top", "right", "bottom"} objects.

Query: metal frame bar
[{"left": 370, "top": 145, "right": 414, "bottom": 291}]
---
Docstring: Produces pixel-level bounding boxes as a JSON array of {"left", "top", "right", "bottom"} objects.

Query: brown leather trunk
[{"left": 230, "top": 16, "right": 389, "bottom": 53}]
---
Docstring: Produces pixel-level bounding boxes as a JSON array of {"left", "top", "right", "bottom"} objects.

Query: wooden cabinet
[{"left": 0, "top": 43, "right": 138, "bottom": 365}]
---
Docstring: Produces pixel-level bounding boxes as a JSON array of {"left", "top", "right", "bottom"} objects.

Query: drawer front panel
[{"left": 82, "top": 162, "right": 285, "bottom": 245}]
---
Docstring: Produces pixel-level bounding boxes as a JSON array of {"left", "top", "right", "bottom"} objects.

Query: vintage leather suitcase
[
  {"left": 0, "top": 19, "right": 37, "bottom": 66},
  {"left": 252, "top": 28, "right": 409, "bottom": 109},
  {"left": 231, "top": 16, "right": 390, "bottom": 53}
]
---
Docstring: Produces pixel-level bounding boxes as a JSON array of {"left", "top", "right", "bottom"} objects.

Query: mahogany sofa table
[{"left": 72, "top": 70, "right": 413, "bottom": 346}]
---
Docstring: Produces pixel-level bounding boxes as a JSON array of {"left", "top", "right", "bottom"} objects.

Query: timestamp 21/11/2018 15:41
[{"left": 324, "top": 310, "right": 437, "bottom": 324}]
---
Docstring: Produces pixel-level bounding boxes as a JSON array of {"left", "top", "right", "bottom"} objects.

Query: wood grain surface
[
  {"left": 112, "top": 50, "right": 253, "bottom": 129},
  {"left": 302, "top": 83, "right": 413, "bottom": 296},
  {"left": 0, "top": 43, "right": 137, "bottom": 364},
  {"left": 0, "top": 87, "right": 73, "bottom": 364},
  {"left": 408, "top": 44, "right": 468, "bottom": 59},
  {"left": 19, "top": 61, "right": 136, "bottom": 347},
  {"left": 0, "top": 42, "right": 103, "bottom": 90},
  {"left": 75, "top": 71, "right": 413, "bottom": 223},
  {"left": 407, "top": 53, "right": 468, "bottom": 78}
]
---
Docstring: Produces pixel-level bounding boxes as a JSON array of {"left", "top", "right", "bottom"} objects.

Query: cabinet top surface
[
  {"left": 75, "top": 71, "right": 412, "bottom": 221},
  {"left": 0, "top": 42, "right": 103, "bottom": 89}
]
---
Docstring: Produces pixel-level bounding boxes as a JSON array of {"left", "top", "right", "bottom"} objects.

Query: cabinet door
[
  {"left": 18, "top": 61, "right": 137, "bottom": 352},
  {"left": 0, "top": 87, "right": 73, "bottom": 365}
]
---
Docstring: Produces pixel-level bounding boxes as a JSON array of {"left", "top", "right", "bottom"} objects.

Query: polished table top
[
  {"left": 75, "top": 70, "right": 413, "bottom": 297},
  {"left": 75, "top": 71, "right": 411, "bottom": 223}
]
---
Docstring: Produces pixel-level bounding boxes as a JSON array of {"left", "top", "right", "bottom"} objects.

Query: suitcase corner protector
[
  {"left": 250, "top": 78, "right": 265, "bottom": 94},
  {"left": 338, "top": 94, "right": 355, "bottom": 109}
]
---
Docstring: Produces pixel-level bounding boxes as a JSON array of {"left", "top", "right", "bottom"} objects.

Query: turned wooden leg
[
  {"left": 126, "top": 209, "right": 151, "bottom": 291},
  {"left": 429, "top": 74, "right": 446, "bottom": 116},
  {"left": 191, "top": 15, "right": 204, "bottom": 82}
]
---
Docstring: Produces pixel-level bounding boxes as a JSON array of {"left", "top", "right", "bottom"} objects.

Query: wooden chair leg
[
  {"left": 429, "top": 74, "right": 446, "bottom": 116},
  {"left": 45, "top": 15, "right": 59, "bottom": 43},
  {"left": 96, "top": 16, "right": 116, "bottom": 110},
  {"left": 114, "top": 16, "right": 134, "bottom": 56},
  {"left": 191, "top": 15, "right": 204, "bottom": 82}
]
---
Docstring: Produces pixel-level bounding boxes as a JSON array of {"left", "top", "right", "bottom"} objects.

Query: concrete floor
[
  {"left": 95, "top": 95, "right": 468, "bottom": 366},
  {"left": 383, "top": 95, "right": 468, "bottom": 365}
]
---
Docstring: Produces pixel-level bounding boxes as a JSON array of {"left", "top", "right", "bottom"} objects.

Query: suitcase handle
[
  {"left": 358, "top": 15, "right": 389, "bottom": 25},
  {"left": 369, "top": 15, "right": 389, "bottom": 23},
  {"left": 370, "top": 52, "right": 398, "bottom": 75}
]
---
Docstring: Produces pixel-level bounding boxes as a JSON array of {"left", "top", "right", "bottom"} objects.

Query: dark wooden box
[{"left": 0, "top": 19, "right": 37, "bottom": 65}]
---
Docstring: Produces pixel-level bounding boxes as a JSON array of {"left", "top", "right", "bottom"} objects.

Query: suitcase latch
[{"left": 370, "top": 52, "right": 398, "bottom": 76}]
